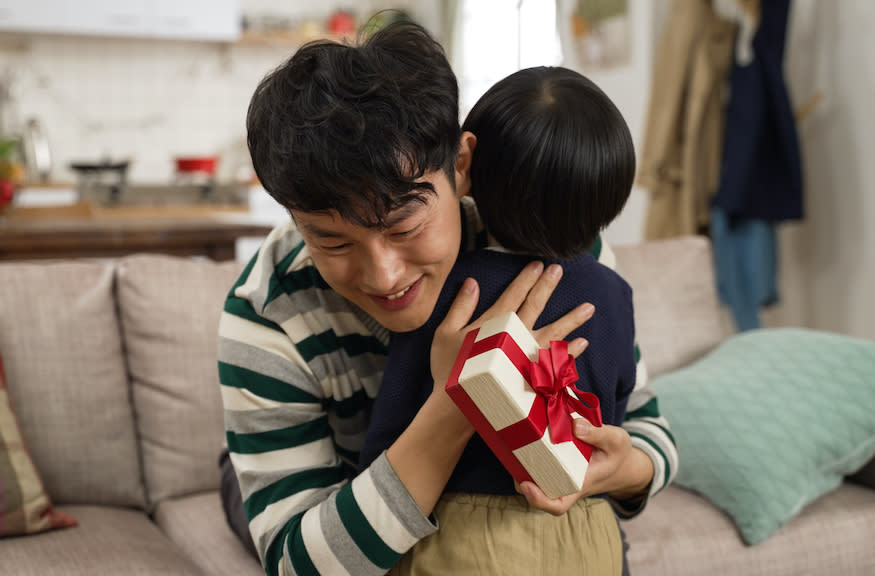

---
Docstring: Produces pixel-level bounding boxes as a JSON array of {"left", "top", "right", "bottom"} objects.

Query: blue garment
[
  {"left": 710, "top": 208, "right": 778, "bottom": 331},
  {"left": 358, "top": 248, "right": 637, "bottom": 495},
  {"left": 714, "top": 0, "right": 803, "bottom": 221},
  {"left": 712, "top": 0, "right": 801, "bottom": 330}
]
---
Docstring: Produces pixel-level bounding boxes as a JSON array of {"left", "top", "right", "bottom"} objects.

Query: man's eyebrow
[
  {"left": 297, "top": 221, "right": 343, "bottom": 238},
  {"left": 383, "top": 201, "right": 427, "bottom": 228}
]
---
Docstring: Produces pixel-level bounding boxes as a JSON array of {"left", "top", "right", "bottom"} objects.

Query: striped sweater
[{"left": 218, "top": 197, "right": 678, "bottom": 576}]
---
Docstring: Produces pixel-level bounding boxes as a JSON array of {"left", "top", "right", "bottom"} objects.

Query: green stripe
[
  {"left": 289, "top": 520, "right": 320, "bottom": 576},
  {"left": 264, "top": 243, "right": 308, "bottom": 308},
  {"left": 219, "top": 362, "right": 318, "bottom": 403},
  {"left": 261, "top": 513, "right": 319, "bottom": 576},
  {"left": 335, "top": 444, "right": 360, "bottom": 467},
  {"left": 224, "top": 295, "right": 283, "bottom": 330},
  {"left": 626, "top": 396, "right": 660, "bottom": 420},
  {"left": 279, "top": 267, "right": 332, "bottom": 294},
  {"left": 629, "top": 431, "right": 673, "bottom": 488},
  {"left": 297, "top": 331, "right": 387, "bottom": 363},
  {"left": 227, "top": 416, "right": 330, "bottom": 455},
  {"left": 589, "top": 234, "right": 602, "bottom": 260},
  {"left": 244, "top": 464, "right": 347, "bottom": 520},
  {"left": 336, "top": 485, "right": 400, "bottom": 569},
  {"left": 634, "top": 344, "right": 641, "bottom": 363}
]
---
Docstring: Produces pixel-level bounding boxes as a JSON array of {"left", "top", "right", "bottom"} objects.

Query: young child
[{"left": 359, "top": 66, "right": 638, "bottom": 574}]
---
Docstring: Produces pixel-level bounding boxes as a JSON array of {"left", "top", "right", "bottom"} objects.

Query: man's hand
[
  {"left": 517, "top": 419, "right": 654, "bottom": 515},
  {"left": 430, "top": 262, "right": 594, "bottom": 392}
]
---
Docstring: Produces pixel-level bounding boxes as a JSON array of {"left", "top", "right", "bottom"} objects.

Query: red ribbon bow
[{"left": 529, "top": 341, "right": 598, "bottom": 445}]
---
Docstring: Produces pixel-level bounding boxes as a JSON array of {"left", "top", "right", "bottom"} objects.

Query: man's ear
[{"left": 454, "top": 131, "right": 477, "bottom": 197}]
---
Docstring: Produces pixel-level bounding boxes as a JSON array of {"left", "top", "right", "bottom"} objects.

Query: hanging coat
[{"left": 638, "top": 0, "right": 736, "bottom": 240}]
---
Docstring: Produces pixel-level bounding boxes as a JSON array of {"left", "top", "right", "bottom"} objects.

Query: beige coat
[{"left": 638, "top": 0, "right": 737, "bottom": 240}]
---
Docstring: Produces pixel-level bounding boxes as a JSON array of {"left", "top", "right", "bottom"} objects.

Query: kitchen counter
[{"left": 0, "top": 202, "right": 274, "bottom": 262}]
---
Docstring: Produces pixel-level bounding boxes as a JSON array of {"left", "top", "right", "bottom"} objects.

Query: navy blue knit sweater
[{"left": 359, "top": 247, "right": 637, "bottom": 495}]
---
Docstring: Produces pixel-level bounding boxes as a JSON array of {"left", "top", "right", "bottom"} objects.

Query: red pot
[{"left": 175, "top": 156, "right": 218, "bottom": 175}]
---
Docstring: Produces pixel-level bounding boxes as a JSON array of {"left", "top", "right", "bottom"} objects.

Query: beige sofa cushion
[
  {"left": 613, "top": 236, "right": 731, "bottom": 378},
  {"left": 0, "top": 261, "right": 146, "bottom": 508},
  {"left": 153, "top": 491, "right": 265, "bottom": 576},
  {"left": 0, "top": 505, "right": 203, "bottom": 575},
  {"left": 116, "top": 255, "right": 243, "bottom": 506},
  {"left": 624, "top": 484, "right": 875, "bottom": 576}
]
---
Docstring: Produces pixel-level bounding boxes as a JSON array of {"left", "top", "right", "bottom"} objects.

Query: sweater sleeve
[
  {"left": 594, "top": 237, "right": 679, "bottom": 517},
  {"left": 218, "top": 229, "right": 436, "bottom": 576}
]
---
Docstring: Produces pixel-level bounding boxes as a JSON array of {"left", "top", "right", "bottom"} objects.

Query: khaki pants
[{"left": 390, "top": 493, "right": 623, "bottom": 576}]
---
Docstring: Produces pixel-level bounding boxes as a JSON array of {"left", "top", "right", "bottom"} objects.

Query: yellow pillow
[{"left": 0, "top": 352, "right": 77, "bottom": 537}]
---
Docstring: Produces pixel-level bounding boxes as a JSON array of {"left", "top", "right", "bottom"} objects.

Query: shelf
[{"left": 235, "top": 29, "right": 350, "bottom": 47}]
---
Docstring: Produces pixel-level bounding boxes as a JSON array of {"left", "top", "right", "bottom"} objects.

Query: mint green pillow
[{"left": 653, "top": 328, "right": 875, "bottom": 545}]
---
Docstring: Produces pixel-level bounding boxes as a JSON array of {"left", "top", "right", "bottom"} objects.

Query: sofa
[{"left": 0, "top": 235, "right": 872, "bottom": 575}]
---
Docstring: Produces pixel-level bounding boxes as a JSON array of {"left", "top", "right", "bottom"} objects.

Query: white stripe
[
  {"left": 221, "top": 385, "right": 313, "bottom": 412},
  {"left": 231, "top": 438, "right": 336, "bottom": 475},
  {"left": 632, "top": 359, "right": 649, "bottom": 393},
  {"left": 625, "top": 420, "right": 678, "bottom": 482},
  {"left": 288, "top": 239, "right": 312, "bottom": 272},
  {"left": 248, "top": 487, "right": 322, "bottom": 557},
  {"left": 350, "top": 470, "right": 420, "bottom": 554},
  {"left": 326, "top": 371, "right": 360, "bottom": 402},
  {"left": 301, "top": 506, "right": 352, "bottom": 576},
  {"left": 630, "top": 436, "right": 667, "bottom": 495},
  {"left": 220, "top": 313, "right": 312, "bottom": 373},
  {"left": 281, "top": 309, "right": 373, "bottom": 344}
]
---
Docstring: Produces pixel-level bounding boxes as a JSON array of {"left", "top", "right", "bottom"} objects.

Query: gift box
[{"left": 446, "top": 311, "right": 602, "bottom": 498}]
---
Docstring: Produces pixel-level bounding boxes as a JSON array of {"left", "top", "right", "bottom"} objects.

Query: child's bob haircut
[{"left": 462, "top": 66, "right": 635, "bottom": 259}]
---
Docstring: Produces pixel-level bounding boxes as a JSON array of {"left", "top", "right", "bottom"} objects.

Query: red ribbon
[{"left": 529, "top": 341, "right": 597, "bottom": 445}]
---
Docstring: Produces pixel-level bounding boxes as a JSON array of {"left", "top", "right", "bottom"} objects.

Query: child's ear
[{"left": 454, "top": 131, "right": 477, "bottom": 197}]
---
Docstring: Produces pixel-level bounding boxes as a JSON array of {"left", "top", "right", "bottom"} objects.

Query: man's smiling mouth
[{"left": 385, "top": 284, "right": 413, "bottom": 301}]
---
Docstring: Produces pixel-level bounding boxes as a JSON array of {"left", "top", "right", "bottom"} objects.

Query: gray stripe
[
  {"left": 352, "top": 304, "right": 390, "bottom": 348},
  {"left": 219, "top": 336, "right": 323, "bottom": 399},
  {"left": 370, "top": 453, "right": 438, "bottom": 540},
  {"left": 321, "top": 488, "right": 383, "bottom": 575},
  {"left": 328, "top": 410, "right": 369, "bottom": 454},
  {"left": 261, "top": 281, "right": 372, "bottom": 330},
  {"left": 224, "top": 404, "right": 323, "bottom": 436},
  {"left": 309, "top": 350, "right": 386, "bottom": 397}
]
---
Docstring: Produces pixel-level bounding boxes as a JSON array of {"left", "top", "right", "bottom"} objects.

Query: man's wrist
[{"left": 607, "top": 446, "right": 654, "bottom": 501}]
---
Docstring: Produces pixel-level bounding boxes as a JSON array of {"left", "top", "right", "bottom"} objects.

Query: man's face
[{"left": 292, "top": 170, "right": 464, "bottom": 333}]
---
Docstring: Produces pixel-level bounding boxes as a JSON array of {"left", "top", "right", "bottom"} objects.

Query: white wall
[
  {"left": 0, "top": 0, "right": 439, "bottom": 185},
  {"left": 771, "top": 0, "right": 875, "bottom": 339}
]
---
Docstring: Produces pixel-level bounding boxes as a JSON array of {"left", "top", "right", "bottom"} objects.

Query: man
[{"left": 219, "top": 19, "right": 676, "bottom": 576}]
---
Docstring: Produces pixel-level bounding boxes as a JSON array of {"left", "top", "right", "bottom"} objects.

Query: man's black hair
[
  {"left": 247, "top": 18, "right": 461, "bottom": 228},
  {"left": 462, "top": 66, "right": 635, "bottom": 259}
]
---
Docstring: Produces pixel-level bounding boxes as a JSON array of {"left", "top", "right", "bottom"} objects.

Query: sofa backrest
[
  {"left": 613, "top": 235, "right": 731, "bottom": 378},
  {"left": 0, "top": 260, "right": 147, "bottom": 509},
  {"left": 115, "top": 254, "right": 244, "bottom": 507},
  {"left": 0, "top": 235, "right": 728, "bottom": 511}
]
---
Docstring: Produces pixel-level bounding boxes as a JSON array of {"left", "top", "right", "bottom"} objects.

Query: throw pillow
[
  {"left": 0, "top": 351, "right": 77, "bottom": 537},
  {"left": 652, "top": 328, "right": 875, "bottom": 545}
]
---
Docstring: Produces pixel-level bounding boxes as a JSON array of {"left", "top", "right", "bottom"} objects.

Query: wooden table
[{"left": 0, "top": 203, "right": 275, "bottom": 262}]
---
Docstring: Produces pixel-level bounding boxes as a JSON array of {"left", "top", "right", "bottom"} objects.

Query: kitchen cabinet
[{"left": 0, "top": 0, "right": 240, "bottom": 42}]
